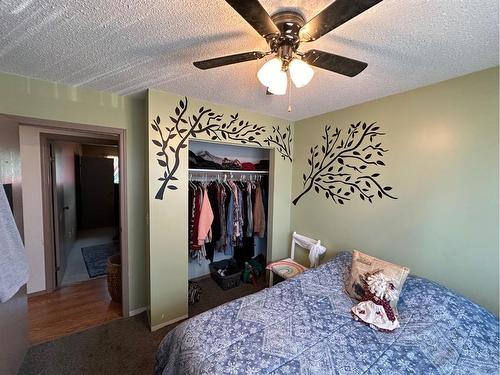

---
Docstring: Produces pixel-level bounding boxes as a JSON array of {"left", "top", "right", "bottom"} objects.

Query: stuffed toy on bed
[{"left": 352, "top": 271, "right": 400, "bottom": 332}]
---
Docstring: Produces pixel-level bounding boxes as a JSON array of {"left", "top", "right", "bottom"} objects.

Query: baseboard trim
[
  {"left": 189, "top": 274, "right": 211, "bottom": 282},
  {"left": 129, "top": 306, "right": 147, "bottom": 317},
  {"left": 27, "top": 289, "right": 49, "bottom": 297},
  {"left": 151, "top": 314, "right": 188, "bottom": 332}
]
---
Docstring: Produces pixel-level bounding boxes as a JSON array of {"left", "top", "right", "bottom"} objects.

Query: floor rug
[{"left": 81, "top": 242, "right": 119, "bottom": 278}]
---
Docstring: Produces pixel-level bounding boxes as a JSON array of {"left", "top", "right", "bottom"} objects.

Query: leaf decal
[
  {"left": 292, "top": 121, "right": 397, "bottom": 206},
  {"left": 153, "top": 97, "right": 269, "bottom": 200}
]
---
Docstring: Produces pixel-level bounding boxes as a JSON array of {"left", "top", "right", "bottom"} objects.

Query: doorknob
[{"left": 63, "top": 206, "right": 69, "bottom": 210}]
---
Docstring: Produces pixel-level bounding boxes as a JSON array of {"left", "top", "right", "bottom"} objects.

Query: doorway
[
  {"left": 49, "top": 140, "right": 120, "bottom": 288},
  {"left": 29, "top": 131, "right": 126, "bottom": 344}
]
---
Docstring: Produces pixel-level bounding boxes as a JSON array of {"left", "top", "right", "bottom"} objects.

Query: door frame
[
  {"left": 47, "top": 142, "right": 64, "bottom": 286},
  {"left": 14, "top": 116, "right": 130, "bottom": 318}
]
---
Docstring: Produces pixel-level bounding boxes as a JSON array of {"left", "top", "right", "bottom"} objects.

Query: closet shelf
[{"left": 188, "top": 168, "right": 269, "bottom": 174}]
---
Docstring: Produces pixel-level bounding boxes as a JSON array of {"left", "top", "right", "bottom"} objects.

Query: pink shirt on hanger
[{"left": 197, "top": 187, "right": 214, "bottom": 245}]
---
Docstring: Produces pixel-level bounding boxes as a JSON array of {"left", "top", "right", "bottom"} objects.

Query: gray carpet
[{"left": 20, "top": 276, "right": 266, "bottom": 375}]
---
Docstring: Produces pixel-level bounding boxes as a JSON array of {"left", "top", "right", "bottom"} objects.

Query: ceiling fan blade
[
  {"left": 303, "top": 49, "right": 368, "bottom": 77},
  {"left": 225, "top": 0, "right": 280, "bottom": 38},
  {"left": 193, "top": 51, "right": 267, "bottom": 70},
  {"left": 299, "top": 0, "right": 382, "bottom": 42}
]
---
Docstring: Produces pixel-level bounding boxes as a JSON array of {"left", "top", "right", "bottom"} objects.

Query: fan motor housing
[{"left": 268, "top": 10, "right": 305, "bottom": 64}]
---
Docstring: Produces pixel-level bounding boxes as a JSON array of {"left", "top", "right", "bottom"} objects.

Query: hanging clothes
[
  {"left": 204, "top": 183, "right": 220, "bottom": 262},
  {"left": 214, "top": 183, "right": 227, "bottom": 252},
  {"left": 245, "top": 182, "right": 253, "bottom": 237},
  {"left": 197, "top": 187, "right": 214, "bottom": 246},
  {"left": 188, "top": 176, "right": 268, "bottom": 266},
  {"left": 253, "top": 184, "right": 266, "bottom": 238},
  {"left": 190, "top": 185, "right": 202, "bottom": 252},
  {"left": 225, "top": 187, "right": 235, "bottom": 256}
]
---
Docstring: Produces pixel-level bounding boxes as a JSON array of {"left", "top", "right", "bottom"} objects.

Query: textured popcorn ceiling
[{"left": 0, "top": 0, "right": 498, "bottom": 120}]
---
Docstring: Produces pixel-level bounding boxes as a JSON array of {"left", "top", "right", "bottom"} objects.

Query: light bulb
[
  {"left": 257, "top": 58, "right": 282, "bottom": 88},
  {"left": 289, "top": 58, "right": 314, "bottom": 88},
  {"left": 267, "top": 70, "right": 287, "bottom": 95}
]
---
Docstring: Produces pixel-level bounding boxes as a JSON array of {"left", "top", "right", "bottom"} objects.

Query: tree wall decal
[
  {"left": 151, "top": 97, "right": 266, "bottom": 200},
  {"left": 292, "top": 121, "right": 397, "bottom": 206},
  {"left": 264, "top": 125, "right": 293, "bottom": 162}
]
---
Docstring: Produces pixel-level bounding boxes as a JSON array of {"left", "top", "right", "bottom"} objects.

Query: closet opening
[{"left": 188, "top": 140, "right": 270, "bottom": 316}]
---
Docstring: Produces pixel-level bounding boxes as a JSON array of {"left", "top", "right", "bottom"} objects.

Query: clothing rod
[{"left": 188, "top": 169, "right": 268, "bottom": 174}]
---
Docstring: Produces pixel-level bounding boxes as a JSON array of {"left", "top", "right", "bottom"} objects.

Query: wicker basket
[
  {"left": 106, "top": 254, "right": 121, "bottom": 302},
  {"left": 210, "top": 259, "right": 242, "bottom": 290}
]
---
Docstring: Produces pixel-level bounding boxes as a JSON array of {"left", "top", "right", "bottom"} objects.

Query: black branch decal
[
  {"left": 292, "top": 121, "right": 397, "bottom": 206},
  {"left": 151, "top": 97, "right": 266, "bottom": 200},
  {"left": 264, "top": 125, "right": 293, "bottom": 162}
]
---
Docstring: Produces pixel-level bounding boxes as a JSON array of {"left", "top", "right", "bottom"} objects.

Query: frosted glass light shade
[
  {"left": 289, "top": 58, "right": 314, "bottom": 88},
  {"left": 267, "top": 70, "right": 287, "bottom": 95},
  {"left": 257, "top": 58, "right": 282, "bottom": 88}
]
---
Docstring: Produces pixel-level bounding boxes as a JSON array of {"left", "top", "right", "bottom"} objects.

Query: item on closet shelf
[
  {"left": 254, "top": 159, "right": 269, "bottom": 171},
  {"left": 196, "top": 151, "right": 224, "bottom": 165},
  {"left": 346, "top": 250, "right": 409, "bottom": 316},
  {"left": 189, "top": 151, "right": 222, "bottom": 170},
  {"left": 209, "top": 259, "right": 242, "bottom": 290},
  {"left": 188, "top": 281, "right": 202, "bottom": 305},
  {"left": 0, "top": 184, "right": 28, "bottom": 303},
  {"left": 352, "top": 271, "right": 400, "bottom": 332},
  {"left": 241, "top": 162, "right": 256, "bottom": 171},
  {"left": 222, "top": 158, "right": 242, "bottom": 170}
]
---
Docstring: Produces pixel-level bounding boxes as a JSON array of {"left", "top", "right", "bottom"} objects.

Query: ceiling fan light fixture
[
  {"left": 267, "top": 69, "right": 287, "bottom": 95},
  {"left": 289, "top": 58, "right": 314, "bottom": 88},
  {"left": 257, "top": 57, "right": 283, "bottom": 88}
]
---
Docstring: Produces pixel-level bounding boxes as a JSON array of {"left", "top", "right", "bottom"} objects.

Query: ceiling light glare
[
  {"left": 257, "top": 57, "right": 283, "bottom": 88},
  {"left": 267, "top": 70, "right": 287, "bottom": 95},
  {"left": 289, "top": 58, "right": 314, "bottom": 88}
]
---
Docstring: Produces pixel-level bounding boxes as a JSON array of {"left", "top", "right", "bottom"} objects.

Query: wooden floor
[{"left": 28, "top": 277, "right": 121, "bottom": 345}]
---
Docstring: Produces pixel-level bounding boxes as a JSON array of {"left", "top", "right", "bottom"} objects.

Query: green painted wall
[
  {"left": 147, "top": 90, "right": 293, "bottom": 329},
  {"left": 291, "top": 67, "right": 499, "bottom": 315},
  {"left": 1, "top": 66, "right": 497, "bottom": 325},
  {"left": 0, "top": 72, "right": 147, "bottom": 311}
]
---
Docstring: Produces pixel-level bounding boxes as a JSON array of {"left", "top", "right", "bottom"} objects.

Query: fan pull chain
[{"left": 287, "top": 72, "right": 292, "bottom": 112}]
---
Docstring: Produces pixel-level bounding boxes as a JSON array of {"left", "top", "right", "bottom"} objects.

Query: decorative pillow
[{"left": 346, "top": 250, "right": 410, "bottom": 315}]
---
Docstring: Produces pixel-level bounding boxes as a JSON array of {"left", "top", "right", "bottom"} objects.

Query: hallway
[{"left": 61, "top": 227, "right": 115, "bottom": 286}]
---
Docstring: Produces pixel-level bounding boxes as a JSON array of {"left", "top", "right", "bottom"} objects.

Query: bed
[{"left": 155, "top": 251, "right": 499, "bottom": 374}]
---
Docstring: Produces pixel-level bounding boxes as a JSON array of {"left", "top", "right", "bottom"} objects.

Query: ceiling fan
[{"left": 193, "top": 0, "right": 383, "bottom": 95}]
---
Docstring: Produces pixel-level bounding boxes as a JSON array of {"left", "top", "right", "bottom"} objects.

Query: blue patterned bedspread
[{"left": 156, "top": 252, "right": 499, "bottom": 374}]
